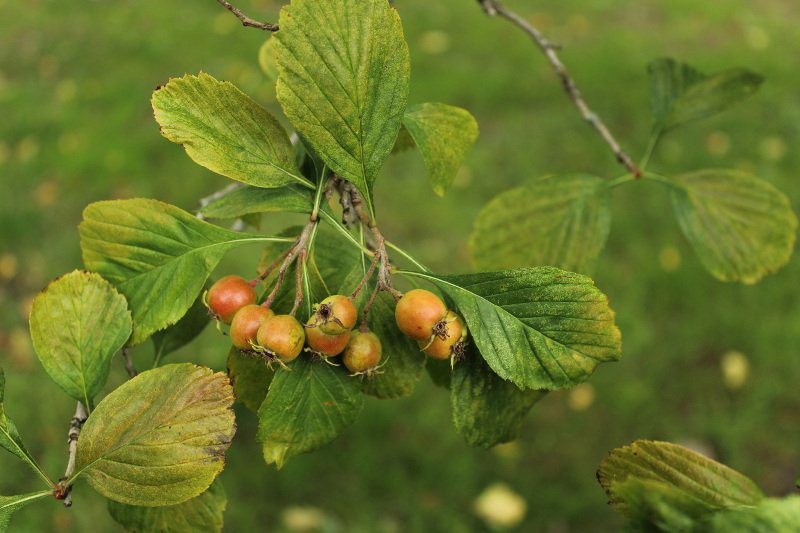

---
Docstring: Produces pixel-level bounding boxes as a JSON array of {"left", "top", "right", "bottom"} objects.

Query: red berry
[
  {"left": 343, "top": 330, "right": 382, "bottom": 373},
  {"left": 314, "top": 295, "right": 357, "bottom": 335},
  {"left": 419, "top": 311, "right": 466, "bottom": 360},
  {"left": 230, "top": 305, "right": 274, "bottom": 350},
  {"left": 394, "top": 289, "right": 447, "bottom": 341},
  {"left": 305, "top": 317, "right": 350, "bottom": 357},
  {"left": 207, "top": 275, "right": 256, "bottom": 324},
  {"left": 256, "top": 314, "right": 305, "bottom": 362}
]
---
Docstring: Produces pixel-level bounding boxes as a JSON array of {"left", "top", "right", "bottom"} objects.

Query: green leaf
[
  {"left": 470, "top": 174, "right": 612, "bottom": 273},
  {"left": 152, "top": 73, "right": 311, "bottom": 189},
  {"left": 227, "top": 347, "right": 274, "bottom": 413},
  {"left": 257, "top": 356, "right": 363, "bottom": 468},
  {"left": 647, "top": 57, "right": 764, "bottom": 131},
  {"left": 451, "top": 346, "right": 546, "bottom": 447},
  {"left": 258, "top": 37, "right": 278, "bottom": 82},
  {"left": 701, "top": 496, "right": 800, "bottom": 532},
  {"left": 198, "top": 185, "right": 313, "bottom": 220},
  {"left": 80, "top": 199, "right": 291, "bottom": 345},
  {"left": 274, "top": 0, "right": 410, "bottom": 219},
  {"left": 74, "top": 364, "right": 235, "bottom": 506},
  {"left": 426, "top": 358, "right": 452, "bottom": 389},
  {"left": 597, "top": 440, "right": 764, "bottom": 519},
  {"left": 402, "top": 103, "right": 478, "bottom": 196},
  {"left": 668, "top": 170, "right": 797, "bottom": 284},
  {"left": 402, "top": 268, "right": 622, "bottom": 391},
  {"left": 29, "top": 270, "right": 132, "bottom": 406},
  {"left": 610, "top": 477, "right": 717, "bottom": 532},
  {"left": 0, "top": 491, "right": 51, "bottom": 533},
  {"left": 0, "top": 368, "right": 52, "bottom": 487},
  {"left": 108, "top": 479, "right": 226, "bottom": 533},
  {"left": 151, "top": 292, "right": 210, "bottom": 365}
]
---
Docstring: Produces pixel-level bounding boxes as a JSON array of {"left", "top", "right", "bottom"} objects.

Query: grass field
[{"left": 1, "top": 0, "right": 799, "bottom": 531}]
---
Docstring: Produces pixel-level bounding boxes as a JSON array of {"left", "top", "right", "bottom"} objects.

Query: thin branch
[
  {"left": 477, "top": 0, "right": 642, "bottom": 177},
  {"left": 122, "top": 347, "right": 137, "bottom": 378},
  {"left": 263, "top": 219, "right": 316, "bottom": 309},
  {"left": 215, "top": 0, "right": 279, "bottom": 32},
  {"left": 54, "top": 402, "right": 88, "bottom": 507},
  {"left": 195, "top": 182, "right": 243, "bottom": 221}
]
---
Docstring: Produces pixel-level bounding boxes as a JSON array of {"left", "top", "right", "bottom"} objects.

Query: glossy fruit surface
[
  {"left": 256, "top": 314, "right": 305, "bottom": 362},
  {"left": 315, "top": 295, "right": 358, "bottom": 335},
  {"left": 230, "top": 305, "right": 274, "bottom": 350},
  {"left": 419, "top": 311, "right": 465, "bottom": 360},
  {"left": 305, "top": 317, "right": 350, "bottom": 356},
  {"left": 207, "top": 275, "right": 256, "bottom": 324},
  {"left": 343, "top": 330, "right": 382, "bottom": 373},
  {"left": 394, "top": 289, "right": 447, "bottom": 341}
]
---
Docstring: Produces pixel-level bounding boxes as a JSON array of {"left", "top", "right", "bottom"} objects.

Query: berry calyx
[
  {"left": 230, "top": 305, "right": 274, "bottom": 350},
  {"left": 313, "top": 294, "right": 358, "bottom": 335},
  {"left": 343, "top": 330, "right": 382, "bottom": 374},
  {"left": 394, "top": 289, "right": 447, "bottom": 341},
  {"left": 256, "top": 314, "right": 305, "bottom": 362},
  {"left": 419, "top": 311, "right": 466, "bottom": 360},
  {"left": 207, "top": 275, "right": 256, "bottom": 324},
  {"left": 305, "top": 316, "right": 350, "bottom": 357}
]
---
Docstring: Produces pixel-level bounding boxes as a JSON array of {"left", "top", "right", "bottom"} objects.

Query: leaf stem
[
  {"left": 642, "top": 171, "right": 684, "bottom": 190},
  {"left": 310, "top": 170, "right": 328, "bottom": 222},
  {"left": 639, "top": 130, "right": 662, "bottom": 172},
  {"left": 385, "top": 240, "right": 429, "bottom": 272},
  {"left": 602, "top": 174, "right": 636, "bottom": 190},
  {"left": 0, "top": 430, "right": 54, "bottom": 488}
]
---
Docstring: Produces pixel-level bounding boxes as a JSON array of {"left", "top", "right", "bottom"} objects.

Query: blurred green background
[{"left": 1, "top": 0, "right": 799, "bottom": 531}]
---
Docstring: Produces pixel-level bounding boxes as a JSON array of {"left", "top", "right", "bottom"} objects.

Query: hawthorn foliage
[{"left": 1, "top": 0, "right": 797, "bottom": 531}]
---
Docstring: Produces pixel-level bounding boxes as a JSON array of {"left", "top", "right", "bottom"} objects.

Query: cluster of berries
[
  {"left": 206, "top": 276, "right": 382, "bottom": 374},
  {"left": 394, "top": 289, "right": 467, "bottom": 363}
]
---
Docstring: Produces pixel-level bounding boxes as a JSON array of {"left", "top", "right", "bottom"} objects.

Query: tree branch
[
  {"left": 122, "top": 347, "right": 137, "bottom": 378},
  {"left": 215, "top": 0, "right": 278, "bottom": 32},
  {"left": 476, "top": 0, "right": 641, "bottom": 177},
  {"left": 54, "top": 402, "right": 88, "bottom": 507}
]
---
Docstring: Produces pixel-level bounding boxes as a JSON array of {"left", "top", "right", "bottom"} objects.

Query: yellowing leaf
[
  {"left": 152, "top": 73, "right": 311, "bottom": 189},
  {"left": 402, "top": 103, "right": 478, "bottom": 196},
  {"left": 669, "top": 170, "right": 797, "bottom": 283},
  {"left": 74, "top": 364, "right": 235, "bottom": 506}
]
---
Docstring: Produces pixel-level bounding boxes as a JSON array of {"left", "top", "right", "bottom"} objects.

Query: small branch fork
[
  {"left": 215, "top": 0, "right": 279, "bottom": 31},
  {"left": 329, "top": 175, "right": 403, "bottom": 327},
  {"left": 262, "top": 218, "right": 316, "bottom": 313},
  {"left": 54, "top": 402, "right": 88, "bottom": 507},
  {"left": 476, "top": 0, "right": 641, "bottom": 177}
]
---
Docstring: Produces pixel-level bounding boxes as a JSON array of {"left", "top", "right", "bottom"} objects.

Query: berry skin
[
  {"left": 256, "top": 315, "right": 305, "bottom": 362},
  {"left": 419, "top": 311, "right": 466, "bottom": 360},
  {"left": 207, "top": 275, "right": 256, "bottom": 324},
  {"left": 305, "top": 316, "right": 350, "bottom": 357},
  {"left": 343, "top": 330, "right": 382, "bottom": 374},
  {"left": 394, "top": 289, "right": 447, "bottom": 341},
  {"left": 314, "top": 295, "right": 357, "bottom": 335},
  {"left": 230, "top": 305, "right": 274, "bottom": 350}
]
